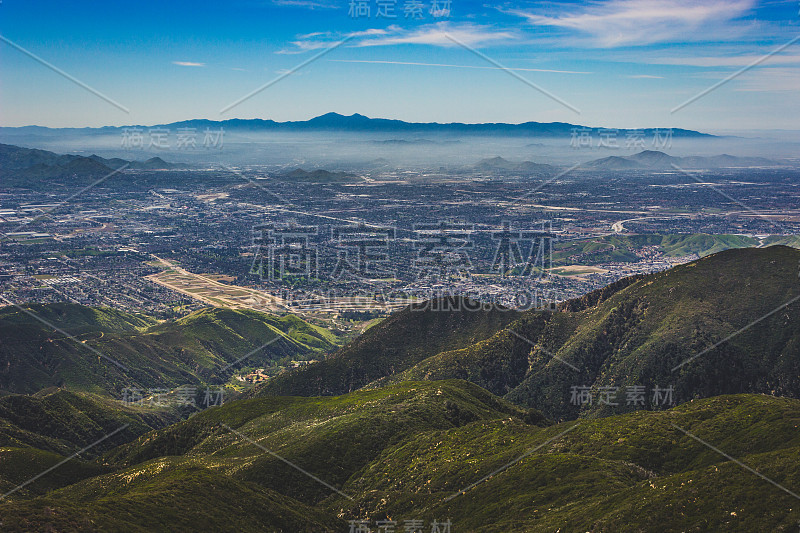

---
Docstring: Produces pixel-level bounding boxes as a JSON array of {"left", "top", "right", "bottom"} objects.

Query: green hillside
[
  {"left": 0, "top": 380, "right": 539, "bottom": 530},
  {"left": 0, "top": 448, "right": 109, "bottom": 503},
  {"left": 552, "top": 233, "right": 767, "bottom": 266},
  {"left": 332, "top": 393, "right": 800, "bottom": 532},
  {"left": 0, "top": 462, "right": 340, "bottom": 532},
  {"left": 0, "top": 389, "right": 177, "bottom": 455},
  {"left": 249, "top": 246, "right": 800, "bottom": 421},
  {"left": 104, "top": 380, "right": 536, "bottom": 491},
  {"left": 381, "top": 246, "right": 800, "bottom": 420},
  {"left": 1, "top": 385, "right": 798, "bottom": 531},
  {"left": 0, "top": 389, "right": 178, "bottom": 500},
  {"left": 507, "top": 245, "right": 800, "bottom": 419},
  {"left": 762, "top": 235, "right": 800, "bottom": 248},
  {"left": 0, "top": 305, "right": 343, "bottom": 396},
  {"left": 0, "top": 303, "right": 155, "bottom": 335},
  {"left": 2, "top": 247, "right": 800, "bottom": 530}
]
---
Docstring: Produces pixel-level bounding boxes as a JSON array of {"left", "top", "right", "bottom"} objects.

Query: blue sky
[{"left": 1, "top": 0, "right": 799, "bottom": 131}]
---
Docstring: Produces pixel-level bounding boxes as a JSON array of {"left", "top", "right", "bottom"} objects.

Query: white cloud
[
  {"left": 349, "top": 28, "right": 393, "bottom": 38},
  {"left": 282, "top": 22, "right": 514, "bottom": 53},
  {"left": 512, "top": 0, "right": 756, "bottom": 47},
  {"left": 283, "top": 40, "right": 335, "bottom": 52},
  {"left": 355, "top": 22, "right": 514, "bottom": 47},
  {"left": 297, "top": 31, "right": 330, "bottom": 39},
  {"left": 173, "top": 61, "right": 206, "bottom": 67}
]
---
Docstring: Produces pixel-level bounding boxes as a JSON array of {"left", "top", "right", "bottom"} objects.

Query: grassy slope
[
  {"left": 507, "top": 245, "right": 800, "bottom": 419},
  {"left": 0, "top": 380, "right": 538, "bottom": 531},
  {"left": 0, "top": 462, "right": 340, "bottom": 532},
  {"left": 0, "top": 448, "right": 109, "bottom": 503},
  {"left": 329, "top": 394, "right": 800, "bottom": 532},
  {"left": 0, "top": 303, "right": 156, "bottom": 334},
  {"left": 0, "top": 305, "right": 343, "bottom": 396},
  {"left": 0, "top": 389, "right": 177, "bottom": 455},
  {"left": 383, "top": 312, "right": 552, "bottom": 397},
  {"left": 0, "top": 389, "right": 178, "bottom": 500},
  {"left": 103, "top": 380, "right": 536, "bottom": 502},
  {"left": 2, "top": 387, "right": 798, "bottom": 531}
]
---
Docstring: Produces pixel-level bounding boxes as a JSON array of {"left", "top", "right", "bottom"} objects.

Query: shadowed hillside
[
  {"left": 387, "top": 246, "right": 800, "bottom": 419},
  {"left": 254, "top": 297, "right": 521, "bottom": 397}
]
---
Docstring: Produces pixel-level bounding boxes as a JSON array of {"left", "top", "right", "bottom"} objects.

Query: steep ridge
[
  {"left": 366, "top": 246, "right": 800, "bottom": 419},
  {"left": 253, "top": 297, "right": 521, "bottom": 397}
]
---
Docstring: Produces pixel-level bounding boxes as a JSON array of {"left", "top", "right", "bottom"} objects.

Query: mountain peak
[
  {"left": 309, "top": 112, "right": 370, "bottom": 121},
  {"left": 313, "top": 112, "right": 346, "bottom": 119}
]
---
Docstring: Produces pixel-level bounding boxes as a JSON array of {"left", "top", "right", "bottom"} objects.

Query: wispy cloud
[
  {"left": 511, "top": 0, "right": 756, "bottom": 47},
  {"left": 329, "top": 59, "right": 590, "bottom": 74},
  {"left": 297, "top": 31, "right": 330, "bottom": 39},
  {"left": 627, "top": 74, "right": 664, "bottom": 78},
  {"left": 278, "top": 30, "right": 388, "bottom": 53},
  {"left": 282, "top": 22, "right": 514, "bottom": 53},
  {"left": 356, "top": 22, "right": 514, "bottom": 47},
  {"left": 173, "top": 61, "right": 206, "bottom": 67}
]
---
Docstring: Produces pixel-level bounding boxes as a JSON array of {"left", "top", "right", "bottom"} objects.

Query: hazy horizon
[{"left": 3, "top": 0, "right": 800, "bottom": 130}]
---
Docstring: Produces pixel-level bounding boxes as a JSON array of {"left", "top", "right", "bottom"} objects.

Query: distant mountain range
[
  {"left": 582, "top": 149, "right": 779, "bottom": 170},
  {"left": 1, "top": 112, "right": 714, "bottom": 138}
]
